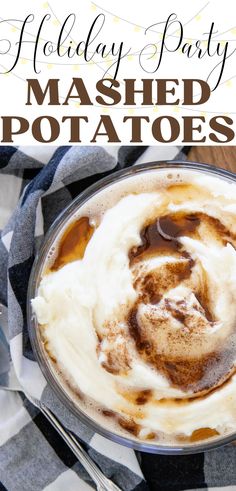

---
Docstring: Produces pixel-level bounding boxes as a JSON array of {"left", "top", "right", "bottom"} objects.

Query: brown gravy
[
  {"left": 51, "top": 217, "right": 94, "bottom": 271},
  {"left": 127, "top": 212, "right": 236, "bottom": 395}
]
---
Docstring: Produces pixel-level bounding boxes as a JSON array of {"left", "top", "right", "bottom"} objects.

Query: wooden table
[{"left": 188, "top": 146, "right": 236, "bottom": 174}]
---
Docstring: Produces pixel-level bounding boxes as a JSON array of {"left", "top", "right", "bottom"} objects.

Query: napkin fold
[{"left": 0, "top": 144, "right": 190, "bottom": 491}]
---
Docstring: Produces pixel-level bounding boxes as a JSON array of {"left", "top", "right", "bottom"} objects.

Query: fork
[
  {"left": 1, "top": 384, "right": 121, "bottom": 490},
  {"left": 0, "top": 306, "right": 121, "bottom": 490},
  {"left": 25, "top": 391, "right": 122, "bottom": 491}
]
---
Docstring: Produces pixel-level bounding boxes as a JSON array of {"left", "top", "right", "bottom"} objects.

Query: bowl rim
[{"left": 27, "top": 159, "right": 236, "bottom": 455}]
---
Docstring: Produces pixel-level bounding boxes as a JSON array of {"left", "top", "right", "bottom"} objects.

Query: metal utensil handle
[{"left": 41, "top": 404, "right": 121, "bottom": 491}]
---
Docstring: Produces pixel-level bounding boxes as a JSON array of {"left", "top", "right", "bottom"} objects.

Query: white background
[{"left": 0, "top": 0, "right": 235, "bottom": 144}]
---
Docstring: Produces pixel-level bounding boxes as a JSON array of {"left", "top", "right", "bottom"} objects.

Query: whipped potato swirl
[{"left": 32, "top": 170, "right": 236, "bottom": 442}]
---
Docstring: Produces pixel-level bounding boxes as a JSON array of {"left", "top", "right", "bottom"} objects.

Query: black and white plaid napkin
[{"left": 1, "top": 144, "right": 234, "bottom": 491}]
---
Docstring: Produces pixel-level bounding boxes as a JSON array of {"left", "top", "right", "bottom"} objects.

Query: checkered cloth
[{"left": 1, "top": 144, "right": 234, "bottom": 491}]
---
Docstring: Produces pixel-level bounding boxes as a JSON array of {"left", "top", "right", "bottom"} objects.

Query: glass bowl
[{"left": 27, "top": 160, "right": 236, "bottom": 454}]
